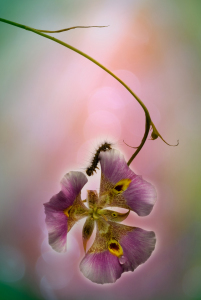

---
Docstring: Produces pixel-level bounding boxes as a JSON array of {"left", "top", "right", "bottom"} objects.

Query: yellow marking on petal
[
  {"left": 102, "top": 214, "right": 108, "bottom": 221},
  {"left": 63, "top": 205, "right": 72, "bottom": 217},
  {"left": 113, "top": 178, "right": 132, "bottom": 194},
  {"left": 108, "top": 239, "right": 123, "bottom": 257}
]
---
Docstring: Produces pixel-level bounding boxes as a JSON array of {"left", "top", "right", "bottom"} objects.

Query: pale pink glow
[
  {"left": 103, "top": 69, "right": 142, "bottom": 104},
  {"left": 76, "top": 60, "right": 103, "bottom": 94},
  {"left": 88, "top": 86, "right": 125, "bottom": 120},
  {"left": 41, "top": 235, "right": 80, "bottom": 263},
  {"left": 6, "top": 53, "right": 89, "bottom": 156},
  {"left": 36, "top": 255, "right": 75, "bottom": 290},
  {"left": 124, "top": 99, "right": 145, "bottom": 138},
  {"left": 79, "top": 7, "right": 131, "bottom": 64},
  {"left": 76, "top": 138, "right": 102, "bottom": 167},
  {"left": 81, "top": 169, "right": 101, "bottom": 200},
  {"left": 141, "top": 145, "right": 172, "bottom": 175},
  {"left": 122, "top": 98, "right": 161, "bottom": 157},
  {"left": 130, "top": 21, "right": 151, "bottom": 46},
  {"left": 83, "top": 110, "right": 122, "bottom": 140},
  {"left": 36, "top": 236, "right": 79, "bottom": 290},
  {"left": 76, "top": 138, "right": 106, "bottom": 171}
]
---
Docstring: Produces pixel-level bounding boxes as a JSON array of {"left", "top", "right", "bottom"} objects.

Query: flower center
[{"left": 92, "top": 207, "right": 100, "bottom": 220}]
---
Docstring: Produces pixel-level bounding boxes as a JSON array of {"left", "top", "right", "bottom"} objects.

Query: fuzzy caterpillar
[{"left": 86, "top": 142, "right": 112, "bottom": 176}]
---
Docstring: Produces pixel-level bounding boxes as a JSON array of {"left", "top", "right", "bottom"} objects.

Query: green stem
[
  {"left": 0, "top": 17, "right": 153, "bottom": 165},
  {"left": 127, "top": 115, "right": 150, "bottom": 166}
]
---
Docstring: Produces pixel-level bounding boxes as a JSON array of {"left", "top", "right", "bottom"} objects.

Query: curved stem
[
  {"left": 0, "top": 18, "right": 156, "bottom": 165},
  {"left": 127, "top": 115, "right": 150, "bottom": 166}
]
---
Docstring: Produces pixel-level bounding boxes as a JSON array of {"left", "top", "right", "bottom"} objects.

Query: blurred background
[{"left": 0, "top": 0, "right": 201, "bottom": 299}]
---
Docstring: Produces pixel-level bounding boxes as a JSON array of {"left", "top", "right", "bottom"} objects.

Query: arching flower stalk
[
  {"left": 0, "top": 18, "right": 178, "bottom": 166},
  {"left": 0, "top": 18, "right": 178, "bottom": 284}
]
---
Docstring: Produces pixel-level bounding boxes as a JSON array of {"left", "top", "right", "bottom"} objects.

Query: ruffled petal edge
[{"left": 99, "top": 149, "right": 156, "bottom": 216}]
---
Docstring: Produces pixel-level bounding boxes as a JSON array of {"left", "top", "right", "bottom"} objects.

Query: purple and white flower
[{"left": 44, "top": 149, "right": 156, "bottom": 284}]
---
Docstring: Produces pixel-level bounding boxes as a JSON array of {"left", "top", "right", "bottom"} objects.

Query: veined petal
[
  {"left": 80, "top": 251, "right": 123, "bottom": 284},
  {"left": 80, "top": 219, "right": 123, "bottom": 284},
  {"left": 61, "top": 171, "right": 88, "bottom": 207},
  {"left": 120, "top": 227, "right": 156, "bottom": 272},
  {"left": 44, "top": 171, "right": 88, "bottom": 253},
  {"left": 107, "top": 221, "right": 156, "bottom": 272},
  {"left": 80, "top": 219, "right": 156, "bottom": 284},
  {"left": 44, "top": 207, "right": 68, "bottom": 253},
  {"left": 99, "top": 149, "right": 156, "bottom": 216}
]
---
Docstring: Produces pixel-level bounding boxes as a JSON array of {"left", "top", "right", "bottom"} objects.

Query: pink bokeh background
[{"left": 0, "top": 1, "right": 201, "bottom": 299}]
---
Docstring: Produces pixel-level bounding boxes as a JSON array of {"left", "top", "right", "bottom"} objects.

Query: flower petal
[
  {"left": 80, "top": 219, "right": 156, "bottom": 284},
  {"left": 44, "top": 171, "right": 88, "bottom": 253},
  {"left": 44, "top": 208, "right": 68, "bottom": 253},
  {"left": 98, "top": 209, "right": 130, "bottom": 222},
  {"left": 82, "top": 217, "right": 95, "bottom": 253},
  {"left": 114, "top": 223, "right": 156, "bottom": 272},
  {"left": 80, "top": 250, "right": 123, "bottom": 284},
  {"left": 99, "top": 149, "right": 156, "bottom": 216},
  {"left": 106, "top": 221, "right": 156, "bottom": 272},
  {"left": 61, "top": 171, "right": 88, "bottom": 207},
  {"left": 80, "top": 220, "right": 123, "bottom": 284},
  {"left": 87, "top": 190, "right": 99, "bottom": 208},
  {"left": 105, "top": 220, "right": 156, "bottom": 269}
]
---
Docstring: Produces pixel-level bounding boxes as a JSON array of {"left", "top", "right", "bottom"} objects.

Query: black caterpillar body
[{"left": 86, "top": 142, "right": 112, "bottom": 176}]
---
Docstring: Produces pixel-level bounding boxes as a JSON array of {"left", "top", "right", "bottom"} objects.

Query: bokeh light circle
[
  {"left": 0, "top": 245, "right": 25, "bottom": 283},
  {"left": 83, "top": 110, "right": 122, "bottom": 140}
]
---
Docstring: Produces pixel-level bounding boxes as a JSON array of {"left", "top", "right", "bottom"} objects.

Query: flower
[{"left": 44, "top": 149, "right": 157, "bottom": 284}]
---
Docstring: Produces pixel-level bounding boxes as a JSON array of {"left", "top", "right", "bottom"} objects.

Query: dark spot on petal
[
  {"left": 114, "top": 185, "right": 123, "bottom": 192},
  {"left": 84, "top": 226, "right": 90, "bottom": 235},
  {"left": 109, "top": 243, "right": 119, "bottom": 251}
]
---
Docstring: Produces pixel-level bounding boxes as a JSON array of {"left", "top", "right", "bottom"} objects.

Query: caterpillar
[{"left": 86, "top": 142, "right": 113, "bottom": 176}]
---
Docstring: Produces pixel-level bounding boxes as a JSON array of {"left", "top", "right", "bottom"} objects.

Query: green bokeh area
[{"left": 0, "top": 282, "right": 42, "bottom": 300}]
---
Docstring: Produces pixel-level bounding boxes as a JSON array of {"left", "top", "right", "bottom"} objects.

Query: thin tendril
[
  {"left": 34, "top": 25, "right": 109, "bottom": 33},
  {"left": 123, "top": 140, "right": 139, "bottom": 149},
  {"left": 150, "top": 122, "right": 179, "bottom": 146},
  {"left": 0, "top": 18, "right": 178, "bottom": 165}
]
